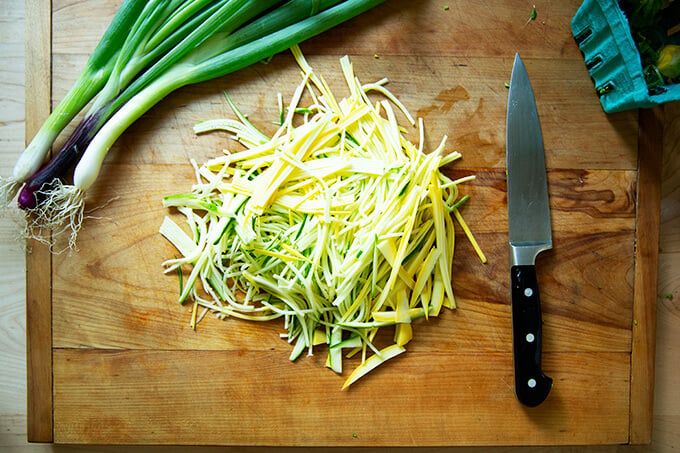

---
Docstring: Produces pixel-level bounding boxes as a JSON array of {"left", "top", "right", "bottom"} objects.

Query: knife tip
[{"left": 511, "top": 53, "right": 527, "bottom": 82}]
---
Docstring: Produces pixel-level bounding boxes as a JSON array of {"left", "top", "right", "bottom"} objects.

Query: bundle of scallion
[
  {"left": 0, "top": 0, "right": 384, "bottom": 250},
  {"left": 161, "top": 46, "right": 486, "bottom": 388}
]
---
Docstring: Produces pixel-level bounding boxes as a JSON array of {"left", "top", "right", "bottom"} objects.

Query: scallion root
[
  {"left": 23, "top": 180, "right": 84, "bottom": 252},
  {"left": 0, "top": 177, "right": 21, "bottom": 210}
]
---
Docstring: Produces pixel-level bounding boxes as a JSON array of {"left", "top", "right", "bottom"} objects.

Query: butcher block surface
[{"left": 25, "top": 0, "right": 662, "bottom": 446}]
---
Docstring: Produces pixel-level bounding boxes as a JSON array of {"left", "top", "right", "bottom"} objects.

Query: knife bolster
[{"left": 509, "top": 243, "right": 552, "bottom": 267}]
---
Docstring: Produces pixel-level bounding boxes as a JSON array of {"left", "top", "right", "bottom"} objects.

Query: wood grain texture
[
  {"left": 653, "top": 101, "right": 680, "bottom": 451},
  {"left": 629, "top": 108, "right": 663, "bottom": 444},
  {"left": 39, "top": 0, "right": 656, "bottom": 446},
  {"left": 49, "top": 0, "right": 640, "bottom": 172},
  {"left": 52, "top": 349, "right": 631, "bottom": 446},
  {"left": 2, "top": 0, "right": 676, "bottom": 449},
  {"left": 48, "top": 53, "right": 639, "bottom": 171},
  {"left": 0, "top": 14, "right": 678, "bottom": 452},
  {"left": 24, "top": 0, "right": 53, "bottom": 443},
  {"left": 0, "top": 2, "right": 29, "bottom": 450},
  {"left": 50, "top": 167, "right": 636, "bottom": 357}
]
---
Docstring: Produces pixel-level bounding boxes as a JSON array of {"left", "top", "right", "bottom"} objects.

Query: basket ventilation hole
[
  {"left": 596, "top": 81, "right": 615, "bottom": 96},
  {"left": 574, "top": 27, "right": 593, "bottom": 45},
  {"left": 586, "top": 55, "right": 603, "bottom": 70}
]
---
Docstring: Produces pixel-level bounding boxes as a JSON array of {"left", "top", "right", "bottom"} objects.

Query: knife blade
[{"left": 506, "top": 53, "right": 553, "bottom": 407}]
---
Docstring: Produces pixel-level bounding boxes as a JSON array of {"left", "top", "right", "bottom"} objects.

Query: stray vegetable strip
[{"left": 161, "top": 48, "right": 485, "bottom": 388}]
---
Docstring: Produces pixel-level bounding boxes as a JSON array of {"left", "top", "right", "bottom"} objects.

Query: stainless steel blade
[{"left": 506, "top": 53, "right": 552, "bottom": 267}]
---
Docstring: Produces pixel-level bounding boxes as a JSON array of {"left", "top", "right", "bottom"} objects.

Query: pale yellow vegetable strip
[
  {"left": 340, "top": 277, "right": 373, "bottom": 323},
  {"left": 362, "top": 81, "right": 416, "bottom": 126},
  {"left": 374, "top": 101, "right": 402, "bottom": 161},
  {"left": 287, "top": 156, "right": 386, "bottom": 182},
  {"left": 278, "top": 242, "right": 313, "bottom": 264},
  {"left": 310, "top": 221, "right": 330, "bottom": 271},
  {"left": 274, "top": 69, "right": 311, "bottom": 141},
  {"left": 372, "top": 186, "right": 422, "bottom": 313},
  {"left": 279, "top": 193, "right": 354, "bottom": 214},
  {"left": 327, "top": 326, "right": 343, "bottom": 373},
  {"left": 375, "top": 238, "right": 415, "bottom": 289},
  {"left": 394, "top": 287, "right": 411, "bottom": 323},
  {"left": 179, "top": 248, "right": 210, "bottom": 304},
  {"left": 440, "top": 150, "right": 462, "bottom": 166},
  {"left": 159, "top": 216, "right": 195, "bottom": 259},
  {"left": 248, "top": 134, "right": 340, "bottom": 214},
  {"left": 394, "top": 322, "right": 412, "bottom": 346},
  {"left": 337, "top": 103, "right": 372, "bottom": 131},
  {"left": 428, "top": 170, "right": 455, "bottom": 304},
  {"left": 230, "top": 172, "right": 358, "bottom": 213},
  {"left": 233, "top": 156, "right": 274, "bottom": 174},
  {"left": 451, "top": 174, "right": 476, "bottom": 185},
  {"left": 430, "top": 267, "right": 447, "bottom": 315},
  {"left": 444, "top": 210, "right": 456, "bottom": 270},
  {"left": 363, "top": 163, "right": 413, "bottom": 233},
  {"left": 343, "top": 121, "right": 376, "bottom": 158},
  {"left": 403, "top": 226, "right": 436, "bottom": 276},
  {"left": 277, "top": 175, "right": 319, "bottom": 196},
  {"left": 196, "top": 161, "right": 231, "bottom": 197},
  {"left": 409, "top": 247, "right": 441, "bottom": 309},
  {"left": 420, "top": 277, "right": 432, "bottom": 317},
  {"left": 383, "top": 100, "right": 410, "bottom": 160},
  {"left": 215, "top": 135, "right": 286, "bottom": 165},
  {"left": 292, "top": 46, "right": 340, "bottom": 117},
  {"left": 247, "top": 150, "right": 305, "bottom": 215},
  {"left": 453, "top": 208, "right": 487, "bottom": 264},
  {"left": 372, "top": 307, "right": 425, "bottom": 323},
  {"left": 197, "top": 297, "right": 283, "bottom": 321},
  {"left": 313, "top": 329, "right": 326, "bottom": 346},
  {"left": 369, "top": 312, "right": 395, "bottom": 323},
  {"left": 219, "top": 179, "right": 252, "bottom": 197},
  {"left": 160, "top": 212, "right": 207, "bottom": 274},
  {"left": 193, "top": 118, "right": 268, "bottom": 148},
  {"left": 190, "top": 301, "right": 198, "bottom": 330},
  {"left": 242, "top": 271, "right": 310, "bottom": 326},
  {"left": 275, "top": 148, "right": 334, "bottom": 222},
  {"left": 340, "top": 55, "right": 359, "bottom": 99},
  {"left": 288, "top": 185, "right": 321, "bottom": 209},
  {"left": 252, "top": 247, "right": 304, "bottom": 262},
  {"left": 342, "top": 344, "right": 406, "bottom": 390}
]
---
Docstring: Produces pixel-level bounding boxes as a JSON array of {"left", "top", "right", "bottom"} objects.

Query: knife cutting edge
[{"left": 506, "top": 53, "right": 553, "bottom": 407}]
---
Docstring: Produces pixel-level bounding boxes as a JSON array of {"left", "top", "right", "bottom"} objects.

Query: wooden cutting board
[{"left": 25, "top": 0, "right": 662, "bottom": 446}]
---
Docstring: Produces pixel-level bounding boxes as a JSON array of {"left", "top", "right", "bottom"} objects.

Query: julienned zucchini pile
[
  {"left": 0, "top": 0, "right": 384, "bottom": 250},
  {"left": 161, "top": 47, "right": 486, "bottom": 388}
]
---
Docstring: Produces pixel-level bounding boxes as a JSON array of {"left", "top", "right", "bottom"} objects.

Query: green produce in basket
[
  {"left": 619, "top": 0, "right": 680, "bottom": 91},
  {"left": 657, "top": 44, "right": 680, "bottom": 79}
]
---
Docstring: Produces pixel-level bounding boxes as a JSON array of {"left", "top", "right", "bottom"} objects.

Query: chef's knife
[{"left": 506, "top": 53, "right": 553, "bottom": 407}]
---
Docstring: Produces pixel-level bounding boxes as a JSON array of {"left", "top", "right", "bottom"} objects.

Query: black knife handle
[{"left": 511, "top": 265, "right": 552, "bottom": 407}]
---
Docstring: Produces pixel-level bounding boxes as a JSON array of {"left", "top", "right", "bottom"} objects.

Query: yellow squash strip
[
  {"left": 160, "top": 46, "right": 485, "bottom": 389},
  {"left": 341, "top": 344, "right": 406, "bottom": 390}
]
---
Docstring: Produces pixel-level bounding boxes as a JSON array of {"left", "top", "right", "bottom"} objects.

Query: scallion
[
  {"left": 0, "top": 0, "right": 146, "bottom": 206},
  {"left": 3, "top": 0, "right": 385, "bottom": 251}
]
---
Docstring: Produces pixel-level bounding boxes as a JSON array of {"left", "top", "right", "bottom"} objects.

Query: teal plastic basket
[{"left": 571, "top": 0, "right": 680, "bottom": 113}]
